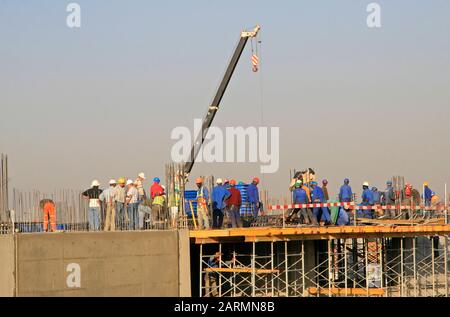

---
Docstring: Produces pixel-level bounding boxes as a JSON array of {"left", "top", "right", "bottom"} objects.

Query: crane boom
[{"left": 184, "top": 25, "right": 260, "bottom": 177}]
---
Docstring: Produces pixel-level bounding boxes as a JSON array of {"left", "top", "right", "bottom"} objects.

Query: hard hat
[
  {"left": 229, "top": 179, "right": 236, "bottom": 186},
  {"left": 294, "top": 182, "right": 301, "bottom": 188},
  {"left": 117, "top": 177, "right": 126, "bottom": 184},
  {"left": 363, "top": 182, "right": 369, "bottom": 187},
  {"left": 91, "top": 180, "right": 100, "bottom": 187},
  {"left": 423, "top": 182, "right": 428, "bottom": 187},
  {"left": 109, "top": 179, "right": 116, "bottom": 185},
  {"left": 126, "top": 179, "right": 133, "bottom": 186},
  {"left": 224, "top": 178, "right": 229, "bottom": 183},
  {"left": 344, "top": 178, "right": 349, "bottom": 184},
  {"left": 138, "top": 172, "right": 146, "bottom": 179},
  {"left": 216, "top": 178, "right": 223, "bottom": 184},
  {"left": 195, "top": 177, "right": 203, "bottom": 184},
  {"left": 253, "top": 177, "right": 260, "bottom": 184},
  {"left": 322, "top": 179, "right": 328, "bottom": 185},
  {"left": 386, "top": 180, "right": 392, "bottom": 185},
  {"left": 238, "top": 181, "right": 244, "bottom": 185},
  {"left": 153, "top": 177, "right": 160, "bottom": 183}
]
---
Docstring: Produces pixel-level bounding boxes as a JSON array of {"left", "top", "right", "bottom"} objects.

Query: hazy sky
[{"left": 1, "top": 0, "right": 449, "bottom": 199}]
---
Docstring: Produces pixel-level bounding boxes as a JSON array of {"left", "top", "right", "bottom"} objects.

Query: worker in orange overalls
[{"left": 40, "top": 199, "right": 57, "bottom": 232}]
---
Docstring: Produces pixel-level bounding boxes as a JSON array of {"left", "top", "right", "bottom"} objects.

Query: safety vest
[{"left": 197, "top": 187, "right": 207, "bottom": 206}]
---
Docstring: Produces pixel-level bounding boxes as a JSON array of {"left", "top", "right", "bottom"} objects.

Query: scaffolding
[{"left": 194, "top": 227, "right": 450, "bottom": 297}]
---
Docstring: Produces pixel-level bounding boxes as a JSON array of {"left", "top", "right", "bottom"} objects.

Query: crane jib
[{"left": 183, "top": 26, "right": 260, "bottom": 176}]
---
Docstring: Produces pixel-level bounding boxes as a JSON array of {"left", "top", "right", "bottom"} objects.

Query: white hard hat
[
  {"left": 126, "top": 179, "right": 133, "bottom": 186},
  {"left": 91, "top": 180, "right": 100, "bottom": 187},
  {"left": 216, "top": 178, "right": 223, "bottom": 184},
  {"left": 109, "top": 179, "right": 116, "bottom": 185},
  {"left": 363, "top": 181, "right": 369, "bottom": 187},
  {"left": 138, "top": 172, "right": 146, "bottom": 179}
]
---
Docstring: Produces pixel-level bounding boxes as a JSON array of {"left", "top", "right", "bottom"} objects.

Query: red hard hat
[
  {"left": 229, "top": 179, "right": 236, "bottom": 186},
  {"left": 252, "top": 177, "right": 260, "bottom": 184}
]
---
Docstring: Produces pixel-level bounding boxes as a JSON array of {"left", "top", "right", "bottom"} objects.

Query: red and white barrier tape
[{"left": 269, "top": 202, "right": 448, "bottom": 211}]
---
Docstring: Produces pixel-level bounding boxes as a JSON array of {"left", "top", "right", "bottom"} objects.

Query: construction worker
[
  {"left": 287, "top": 180, "right": 316, "bottom": 225},
  {"left": 212, "top": 178, "right": 230, "bottom": 229},
  {"left": 372, "top": 187, "right": 382, "bottom": 204},
  {"left": 247, "top": 177, "right": 260, "bottom": 218},
  {"left": 40, "top": 198, "right": 57, "bottom": 232},
  {"left": 125, "top": 179, "right": 139, "bottom": 230},
  {"left": 115, "top": 177, "right": 127, "bottom": 230},
  {"left": 224, "top": 179, "right": 230, "bottom": 190},
  {"left": 358, "top": 182, "right": 375, "bottom": 218},
  {"left": 196, "top": 177, "right": 210, "bottom": 230},
  {"left": 82, "top": 180, "right": 103, "bottom": 231},
  {"left": 322, "top": 179, "right": 329, "bottom": 201},
  {"left": 99, "top": 179, "right": 117, "bottom": 231},
  {"left": 225, "top": 179, "right": 242, "bottom": 228},
  {"left": 150, "top": 177, "right": 164, "bottom": 199},
  {"left": 423, "top": 182, "right": 433, "bottom": 207},
  {"left": 339, "top": 178, "right": 353, "bottom": 203},
  {"left": 311, "top": 181, "right": 331, "bottom": 225},
  {"left": 135, "top": 172, "right": 147, "bottom": 201},
  {"left": 382, "top": 180, "right": 396, "bottom": 219},
  {"left": 204, "top": 251, "right": 221, "bottom": 297},
  {"left": 152, "top": 184, "right": 166, "bottom": 229}
]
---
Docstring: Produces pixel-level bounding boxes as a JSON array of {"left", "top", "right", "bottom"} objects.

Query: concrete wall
[
  {"left": 2, "top": 230, "right": 190, "bottom": 297},
  {"left": 0, "top": 235, "right": 15, "bottom": 296}
]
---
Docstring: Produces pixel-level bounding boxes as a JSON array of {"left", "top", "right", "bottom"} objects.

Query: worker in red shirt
[
  {"left": 226, "top": 179, "right": 242, "bottom": 228},
  {"left": 40, "top": 199, "right": 57, "bottom": 232},
  {"left": 150, "top": 177, "right": 164, "bottom": 199}
]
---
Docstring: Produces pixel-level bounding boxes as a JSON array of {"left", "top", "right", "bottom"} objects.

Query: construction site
[{"left": 1, "top": 21, "right": 449, "bottom": 299}]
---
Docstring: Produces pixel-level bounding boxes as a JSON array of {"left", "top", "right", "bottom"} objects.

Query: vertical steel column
[
  {"left": 271, "top": 242, "right": 275, "bottom": 297},
  {"left": 364, "top": 239, "right": 369, "bottom": 297},
  {"left": 400, "top": 238, "right": 404, "bottom": 297},
  {"left": 445, "top": 236, "right": 448, "bottom": 297},
  {"left": 252, "top": 242, "right": 256, "bottom": 297},
  {"left": 219, "top": 243, "right": 222, "bottom": 297},
  {"left": 413, "top": 238, "right": 418, "bottom": 297},
  {"left": 233, "top": 249, "right": 236, "bottom": 297},
  {"left": 379, "top": 238, "right": 384, "bottom": 295},
  {"left": 301, "top": 240, "right": 306, "bottom": 296},
  {"left": 344, "top": 239, "right": 348, "bottom": 297},
  {"left": 431, "top": 237, "right": 436, "bottom": 297},
  {"left": 285, "top": 241, "right": 289, "bottom": 297},
  {"left": 328, "top": 239, "right": 332, "bottom": 297},
  {"left": 199, "top": 244, "right": 203, "bottom": 297}
]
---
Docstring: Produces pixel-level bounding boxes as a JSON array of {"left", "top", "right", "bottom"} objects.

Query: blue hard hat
[
  {"left": 311, "top": 181, "right": 317, "bottom": 186},
  {"left": 153, "top": 177, "right": 160, "bottom": 183},
  {"left": 344, "top": 178, "right": 349, "bottom": 184}
]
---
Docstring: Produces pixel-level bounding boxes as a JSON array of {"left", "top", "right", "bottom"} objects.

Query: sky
[{"left": 1, "top": 0, "right": 450, "bottom": 200}]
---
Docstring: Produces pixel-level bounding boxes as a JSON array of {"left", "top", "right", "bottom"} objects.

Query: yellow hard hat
[
  {"left": 118, "top": 177, "right": 126, "bottom": 184},
  {"left": 423, "top": 182, "right": 428, "bottom": 187}
]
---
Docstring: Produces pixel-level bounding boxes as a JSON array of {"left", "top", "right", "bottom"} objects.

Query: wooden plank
[
  {"left": 205, "top": 267, "right": 279, "bottom": 274},
  {"left": 308, "top": 287, "right": 384, "bottom": 296}
]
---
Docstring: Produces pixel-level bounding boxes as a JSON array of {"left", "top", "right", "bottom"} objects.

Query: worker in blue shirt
[
  {"left": 372, "top": 187, "right": 382, "bottom": 204},
  {"left": 211, "top": 178, "right": 231, "bottom": 229},
  {"left": 287, "top": 180, "right": 316, "bottom": 225},
  {"left": 311, "top": 181, "right": 331, "bottom": 225},
  {"left": 423, "top": 182, "right": 432, "bottom": 207},
  {"left": 339, "top": 178, "right": 353, "bottom": 202},
  {"left": 247, "top": 177, "right": 260, "bottom": 218},
  {"left": 358, "top": 182, "right": 375, "bottom": 218}
]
